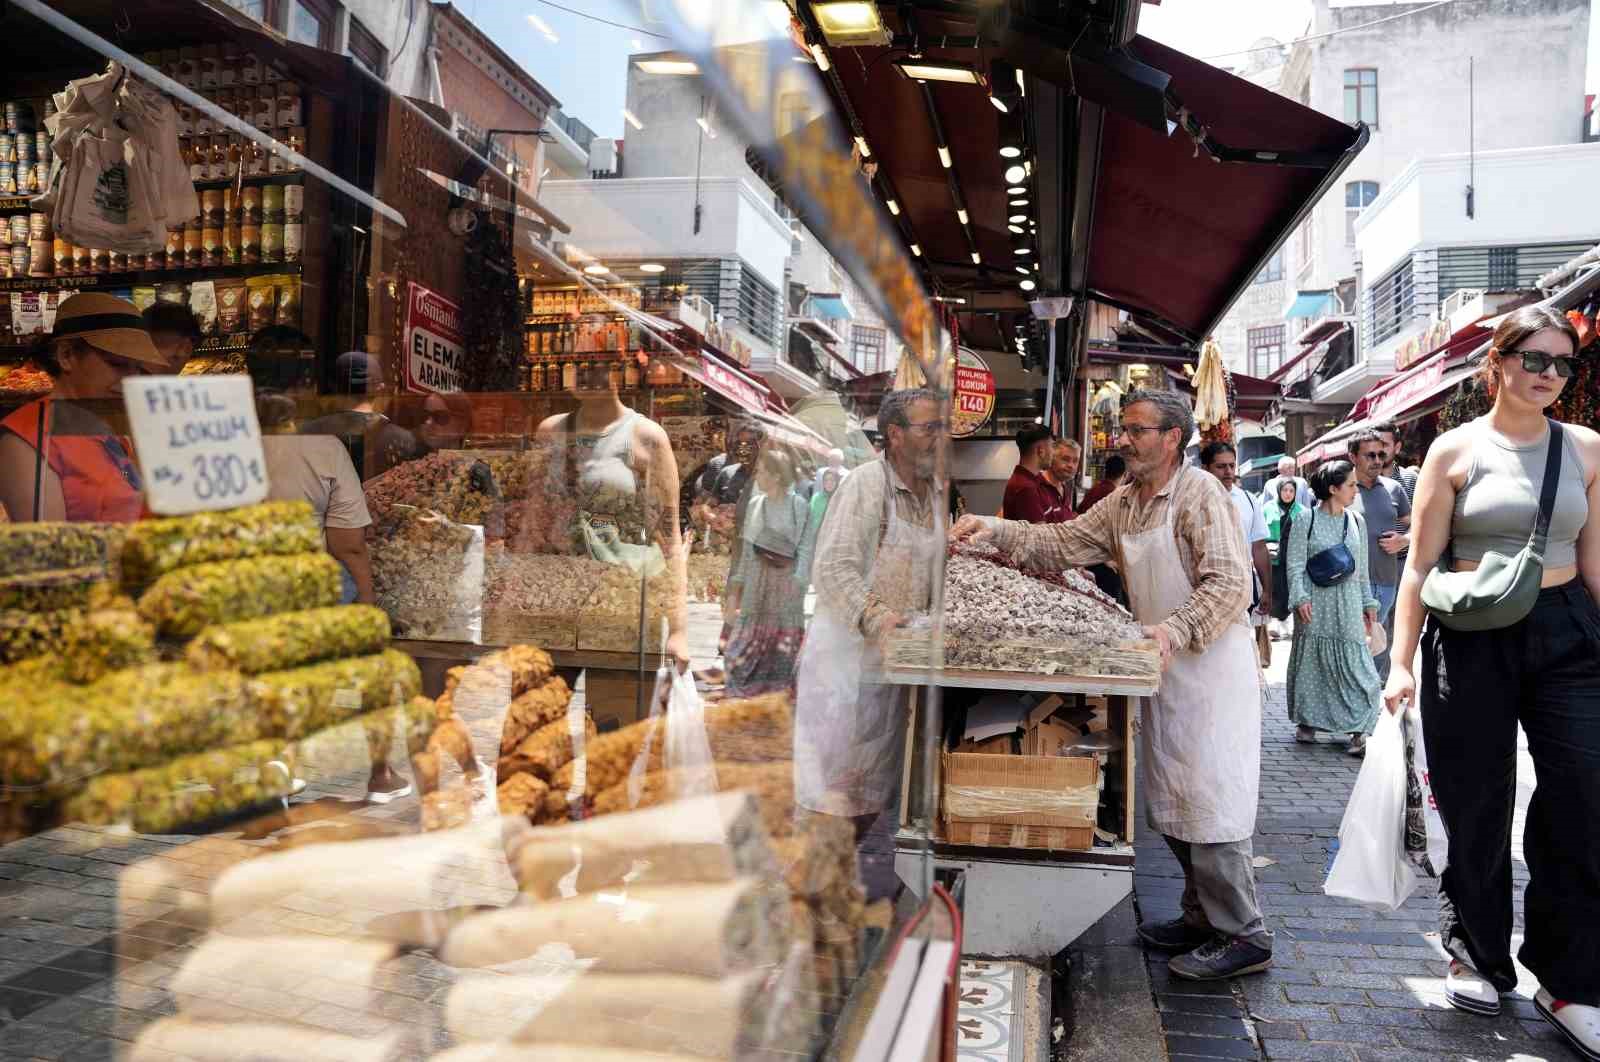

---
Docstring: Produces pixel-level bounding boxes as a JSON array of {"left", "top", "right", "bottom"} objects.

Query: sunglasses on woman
[{"left": 1507, "top": 349, "right": 1577, "bottom": 378}]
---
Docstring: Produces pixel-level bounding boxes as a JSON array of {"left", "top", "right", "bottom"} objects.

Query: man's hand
[
  {"left": 1379, "top": 531, "right": 1409, "bottom": 556},
  {"left": 1141, "top": 624, "right": 1175, "bottom": 670},
  {"left": 866, "top": 609, "right": 905, "bottom": 653},
  {"left": 1296, "top": 601, "right": 1313, "bottom": 624},
  {"left": 950, "top": 514, "right": 997, "bottom": 545}
]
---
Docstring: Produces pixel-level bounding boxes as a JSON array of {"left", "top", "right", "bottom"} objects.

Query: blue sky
[{"left": 472, "top": 0, "right": 1599, "bottom": 141}]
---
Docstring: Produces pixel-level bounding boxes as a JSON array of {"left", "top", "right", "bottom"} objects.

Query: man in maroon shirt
[
  {"left": 1002, "top": 425, "right": 1065, "bottom": 522},
  {"left": 1044, "top": 437, "right": 1082, "bottom": 520}
]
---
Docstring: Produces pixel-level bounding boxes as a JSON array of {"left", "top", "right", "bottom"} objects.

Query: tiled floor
[{"left": 957, "top": 959, "right": 1026, "bottom": 1062}]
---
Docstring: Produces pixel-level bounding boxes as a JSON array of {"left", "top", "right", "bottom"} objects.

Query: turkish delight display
[
  {"left": 0, "top": 566, "right": 115, "bottom": 612},
  {"left": 119, "top": 501, "right": 321, "bottom": 586},
  {"left": 59, "top": 606, "right": 156, "bottom": 682},
  {"left": 138, "top": 552, "right": 343, "bottom": 637},
  {"left": 586, "top": 763, "right": 796, "bottom": 841},
  {"left": 129, "top": 1019, "right": 409, "bottom": 1062},
  {"left": 497, "top": 713, "right": 594, "bottom": 782},
  {"left": 61, "top": 739, "right": 290, "bottom": 832},
  {"left": 248, "top": 649, "right": 422, "bottom": 741},
  {"left": 187, "top": 605, "right": 392, "bottom": 674},
  {"left": 0, "top": 522, "right": 121, "bottom": 578},
  {"left": 370, "top": 505, "right": 484, "bottom": 641}
]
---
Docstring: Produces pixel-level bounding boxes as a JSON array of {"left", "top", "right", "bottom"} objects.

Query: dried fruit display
[
  {"left": 370, "top": 507, "right": 482, "bottom": 640},
  {"left": 138, "top": 553, "right": 343, "bottom": 637},
  {"left": 61, "top": 739, "right": 290, "bottom": 833},
  {"left": 0, "top": 663, "right": 253, "bottom": 787},
  {"left": 688, "top": 553, "right": 730, "bottom": 603},
  {"left": 0, "top": 523, "right": 121, "bottom": 578},
  {"left": 364, "top": 451, "right": 503, "bottom": 527},
  {"left": 59, "top": 607, "right": 156, "bottom": 683},
  {"left": 495, "top": 771, "right": 549, "bottom": 818},
  {"left": 496, "top": 675, "right": 574, "bottom": 755},
  {"left": 0, "top": 567, "right": 115, "bottom": 612},
  {"left": 186, "top": 605, "right": 391, "bottom": 674},
  {"left": 481, "top": 552, "right": 609, "bottom": 649},
  {"left": 498, "top": 713, "right": 594, "bottom": 781},
  {"left": 890, "top": 544, "right": 1158, "bottom": 678},
  {"left": 119, "top": 502, "right": 322, "bottom": 586},
  {"left": 439, "top": 644, "right": 556, "bottom": 722},
  {"left": 248, "top": 649, "right": 421, "bottom": 741}
]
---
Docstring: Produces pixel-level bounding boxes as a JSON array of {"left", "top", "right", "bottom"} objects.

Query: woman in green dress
[{"left": 1285, "top": 460, "right": 1382, "bottom": 755}]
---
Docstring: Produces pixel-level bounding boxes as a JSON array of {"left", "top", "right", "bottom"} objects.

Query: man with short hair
[
  {"left": 1201, "top": 441, "right": 1273, "bottom": 668},
  {"left": 1347, "top": 429, "right": 1411, "bottom": 681},
  {"left": 1261, "top": 456, "right": 1314, "bottom": 510},
  {"left": 955, "top": 390, "right": 1270, "bottom": 982},
  {"left": 1370, "top": 420, "right": 1418, "bottom": 503},
  {"left": 1044, "top": 437, "right": 1082, "bottom": 519},
  {"left": 1003, "top": 424, "right": 1064, "bottom": 522},
  {"left": 1080, "top": 455, "right": 1126, "bottom": 514}
]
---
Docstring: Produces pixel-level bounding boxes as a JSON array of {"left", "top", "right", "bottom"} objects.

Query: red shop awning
[{"left": 1089, "top": 38, "right": 1367, "bottom": 343}]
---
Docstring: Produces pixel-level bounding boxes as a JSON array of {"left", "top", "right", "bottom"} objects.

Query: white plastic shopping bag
[
  {"left": 1402, "top": 706, "right": 1449, "bottom": 877},
  {"left": 1325, "top": 708, "right": 1417, "bottom": 910},
  {"left": 627, "top": 664, "right": 716, "bottom": 807}
]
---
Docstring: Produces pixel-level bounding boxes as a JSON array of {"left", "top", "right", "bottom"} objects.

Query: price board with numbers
[
  {"left": 122, "top": 376, "right": 269, "bottom": 515},
  {"left": 950, "top": 347, "right": 996, "bottom": 438}
]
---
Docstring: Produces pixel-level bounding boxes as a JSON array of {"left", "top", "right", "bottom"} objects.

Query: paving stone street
[{"left": 1133, "top": 641, "right": 1560, "bottom": 1062}]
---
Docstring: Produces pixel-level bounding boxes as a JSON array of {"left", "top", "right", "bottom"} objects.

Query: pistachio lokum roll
[
  {"left": 138, "top": 552, "right": 343, "bottom": 637},
  {"left": 248, "top": 649, "right": 422, "bottom": 741},
  {"left": 0, "top": 522, "right": 120, "bottom": 578},
  {"left": 61, "top": 739, "right": 290, "bottom": 833},
  {"left": 0, "top": 663, "right": 254, "bottom": 787},
  {"left": 186, "top": 605, "right": 392, "bottom": 674},
  {"left": 0, "top": 566, "right": 116, "bottom": 612},
  {"left": 120, "top": 501, "right": 322, "bottom": 585},
  {"left": 60, "top": 607, "right": 156, "bottom": 683},
  {"left": 0, "top": 606, "right": 77, "bottom": 665}
]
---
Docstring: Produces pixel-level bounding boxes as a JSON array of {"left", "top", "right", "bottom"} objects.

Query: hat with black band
[{"left": 49, "top": 293, "right": 165, "bottom": 368}]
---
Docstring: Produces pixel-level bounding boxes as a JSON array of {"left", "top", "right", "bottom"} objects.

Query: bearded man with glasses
[{"left": 1346, "top": 428, "right": 1412, "bottom": 682}]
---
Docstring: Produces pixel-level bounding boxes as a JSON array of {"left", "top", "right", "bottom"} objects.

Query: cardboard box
[
  {"left": 944, "top": 821, "right": 1095, "bottom": 851},
  {"left": 941, "top": 752, "right": 1098, "bottom": 829},
  {"left": 1025, "top": 694, "right": 1067, "bottom": 731},
  {"left": 954, "top": 732, "right": 1015, "bottom": 756},
  {"left": 1022, "top": 720, "right": 1075, "bottom": 758}
]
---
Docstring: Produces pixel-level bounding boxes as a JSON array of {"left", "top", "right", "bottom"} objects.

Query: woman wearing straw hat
[{"left": 0, "top": 293, "right": 164, "bottom": 523}]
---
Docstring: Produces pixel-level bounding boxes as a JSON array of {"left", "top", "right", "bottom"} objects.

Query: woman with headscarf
[{"left": 723, "top": 447, "right": 817, "bottom": 697}]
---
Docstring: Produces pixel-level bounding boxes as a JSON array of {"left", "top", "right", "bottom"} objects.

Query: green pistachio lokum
[
  {"left": 247, "top": 649, "right": 422, "bottom": 741},
  {"left": 0, "top": 523, "right": 122, "bottom": 578},
  {"left": 61, "top": 739, "right": 292, "bottom": 833},
  {"left": 0, "top": 607, "right": 76, "bottom": 665},
  {"left": 60, "top": 608, "right": 156, "bottom": 683},
  {"left": 120, "top": 502, "right": 322, "bottom": 587},
  {"left": 186, "top": 605, "right": 391, "bottom": 674},
  {"left": 0, "top": 567, "right": 116, "bottom": 612},
  {"left": 0, "top": 663, "right": 254, "bottom": 788},
  {"left": 138, "top": 552, "right": 343, "bottom": 637}
]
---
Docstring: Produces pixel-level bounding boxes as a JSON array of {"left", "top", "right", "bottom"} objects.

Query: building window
[
  {"left": 1296, "top": 219, "right": 1313, "bottom": 278},
  {"left": 851, "top": 325, "right": 887, "bottom": 372},
  {"left": 349, "top": 17, "right": 388, "bottom": 77},
  {"left": 1345, "top": 180, "right": 1379, "bottom": 246},
  {"left": 288, "top": 0, "right": 335, "bottom": 48},
  {"left": 1343, "top": 68, "right": 1378, "bottom": 126},
  {"left": 224, "top": 0, "right": 271, "bottom": 21},
  {"left": 1255, "top": 250, "right": 1283, "bottom": 284},
  {"left": 1248, "top": 325, "right": 1286, "bottom": 377}
]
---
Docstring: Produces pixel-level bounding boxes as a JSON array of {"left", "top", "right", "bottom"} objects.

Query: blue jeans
[{"left": 1371, "top": 582, "right": 1398, "bottom": 682}]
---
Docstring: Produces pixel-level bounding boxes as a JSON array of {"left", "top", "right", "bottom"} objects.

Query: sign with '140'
[{"left": 122, "top": 376, "right": 269, "bottom": 515}]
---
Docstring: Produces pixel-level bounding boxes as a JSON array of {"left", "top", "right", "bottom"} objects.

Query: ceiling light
[
  {"left": 1000, "top": 146, "right": 1023, "bottom": 160},
  {"left": 639, "top": 262, "right": 666, "bottom": 273},
  {"left": 1017, "top": 68, "right": 1027, "bottom": 96},
  {"left": 1008, "top": 224, "right": 1024, "bottom": 234},
  {"left": 1004, "top": 163, "right": 1026, "bottom": 184},
  {"left": 622, "top": 108, "right": 644, "bottom": 131},
  {"left": 1010, "top": 198, "right": 1028, "bottom": 207},
  {"left": 584, "top": 264, "right": 610, "bottom": 275},
  {"left": 813, "top": 1, "right": 890, "bottom": 46},
  {"left": 809, "top": 42, "right": 831, "bottom": 71},
  {"left": 956, "top": 208, "right": 969, "bottom": 225},
  {"left": 696, "top": 116, "right": 717, "bottom": 138},
  {"left": 893, "top": 58, "right": 981, "bottom": 84},
  {"left": 1015, "top": 266, "right": 1030, "bottom": 275},
  {"left": 990, "top": 94, "right": 1009, "bottom": 114},
  {"left": 1014, "top": 247, "right": 1031, "bottom": 256},
  {"left": 1007, "top": 185, "right": 1026, "bottom": 195},
  {"left": 635, "top": 58, "right": 700, "bottom": 75},
  {"left": 910, "top": 243, "right": 922, "bottom": 257},
  {"left": 854, "top": 136, "right": 871, "bottom": 158},
  {"left": 937, "top": 145, "right": 952, "bottom": 168},
  {"left": 988, "top": 59, "right": 1020, "bottom": 114},
  {"left": 1024, "top": 160, "right": 1033, "bottom": 177},
  {"left": 1020, "top": 279, "right": 1036, "bottom": 292},
  {"left": 971, "top": 252, "right": 981, "bottom": 264},
  {"left": 525, "top": 13, "right": 559, "bottom": 43},
  {"left": 1009, "top": 214, "right": 1027, "bottom": 223},
  {"left": 933, "top": 296, "right": 967, "bottom": 304}
]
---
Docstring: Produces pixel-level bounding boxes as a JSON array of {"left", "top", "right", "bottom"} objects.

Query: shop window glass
[
  {"left": 348, "top": 17, "right": 387, "bottom": 77},
  {"left": 852, "top": 324, "right": 887, "bottom": 371},
  {"left": 288, "top": 0, "right": 333, "bottom": 48},
  {"left": 1255, "top": 250, "right": 1283, "bottom": 284}
]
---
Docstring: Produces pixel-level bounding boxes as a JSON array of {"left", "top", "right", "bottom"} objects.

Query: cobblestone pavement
[{"left": 1132, "top": 640, "right": 1562, "bottom": 1062}]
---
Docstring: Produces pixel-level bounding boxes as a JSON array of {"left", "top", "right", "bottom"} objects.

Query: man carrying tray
[{"left": 952, "top": 389, "right": 1271, "bottom": 981}]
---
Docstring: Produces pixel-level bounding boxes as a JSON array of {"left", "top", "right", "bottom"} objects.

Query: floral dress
[
  {"left": 1285, "top": 505, "right": 1382, "bottom": 735},
  {"left": 724, "top": 488, "right": 815, "bottom": 697}
]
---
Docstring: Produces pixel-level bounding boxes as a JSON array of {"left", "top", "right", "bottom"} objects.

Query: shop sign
[
  {"left": 123, "top": 375, "right": 268, "bottom": 515},
  {"left": 404, "top": 282, "right": 464, "bottom": 393},
  {"left": 1369, "top": 356, "right": 1445, "bottom": 422},
  {"left": 950, "top": 348, "right": 996, "bottom": 438},
  {"left": 1394, "top": 317, "right": 1452, "bottom": 372},
  {"left": 700, "top": 353, "right": 767, "bottom": 412}
]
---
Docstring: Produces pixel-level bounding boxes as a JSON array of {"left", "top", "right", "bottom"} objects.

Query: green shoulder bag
[{"left": 1421, "top": 420, "right": 1563, "bottom": 632}]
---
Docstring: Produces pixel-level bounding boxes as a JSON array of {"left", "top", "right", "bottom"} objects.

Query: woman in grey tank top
[{"left": 1383, "top": 305, "right": 1600, "bottom": 1050}]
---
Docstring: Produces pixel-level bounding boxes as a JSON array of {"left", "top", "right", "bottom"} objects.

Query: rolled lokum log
[
  {"left": 0, "top": 522, "right": 120, "bottom": 577},
  {"left": 440, "top": 878, "right": 788, "bottom": 977},
  {"left": 138, "top": 552, "right": 343, "bottom": 637},
  {"left": 187, "top": 605, "right": 391, "bottom": 674},
  {"left": 585, "top": 764, "right": 796, "bottom": 842},
  {"left": 120, "top": 500, "right": 322, "bottom": 585},
  {"left": 248, "top": 649, "right": 422, "bottom": 741},
  {"left": 61, "top": 739, "right": 289, "bottom": 832},
  {"left": 0, "top": 566, "right": 115, "bottom": 612},
  {"left": 169, "top": 934, "right": 398, "bottom": 1021},
  {"left": 60, "top": 606, "right": 156, "bottom": 682},
  {"left": 130, "top": 1018, "right": 408, "bottom": 1062},
  {"left": 432, "top": 1046, "right": 702, "bottom": 1062}
]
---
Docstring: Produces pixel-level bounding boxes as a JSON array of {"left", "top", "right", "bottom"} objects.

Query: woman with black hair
[{"left": 1284, "top": 459, "right": 1381, "bottom": 755}]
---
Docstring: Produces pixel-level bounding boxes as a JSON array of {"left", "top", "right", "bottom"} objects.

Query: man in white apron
[
  {"left": 953, "top": 389, "right": 1272, "bottom": 981},
  {"left": 795, "top": 388, "right": 947, "bottom": 901}
]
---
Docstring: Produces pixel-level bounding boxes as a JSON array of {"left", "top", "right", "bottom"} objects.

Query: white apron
[
  {"left": 1121, "top": 467, "right": 1262, "bottom": 844},
  {"left": 794, "top": 477, "right": 945, "bottom": 817}
]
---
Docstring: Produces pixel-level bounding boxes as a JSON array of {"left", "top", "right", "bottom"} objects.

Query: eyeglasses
[
  {"left": 1118, "top": 424, "right": 1170, "bottom": 440},
  {"left": 903, "top": 419, "right": 947, "bottom": 436},
  {"left": 1357, "top": 450, "right": 1389, "bottom": 461},
  {"left": 1508, "top": 350, "right": 1577, "bottom": 378}
]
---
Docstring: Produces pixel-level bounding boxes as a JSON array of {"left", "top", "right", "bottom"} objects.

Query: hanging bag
[
  {"left": 1305, "top": 508, "right": 1356, "bottom": 588},
  {"left": 1421, "top": 420, "right": 1563, "bottom": 631},
  {"left": 1325, "top": 708, "right": 1417, "bottom": 910}
]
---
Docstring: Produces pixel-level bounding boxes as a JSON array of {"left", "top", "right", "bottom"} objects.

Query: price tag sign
[{"left": 122, "top": 375, "right": 270, "bottom": 515}]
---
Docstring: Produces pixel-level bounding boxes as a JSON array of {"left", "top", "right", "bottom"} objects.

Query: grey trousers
[{"left": 1164, "top": 834, "right": 1273, "bottom": 950}]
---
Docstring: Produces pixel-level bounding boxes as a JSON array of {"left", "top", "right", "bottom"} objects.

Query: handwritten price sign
[{"left": 122, "top": 376, "right": 269, "bottom": 515}]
